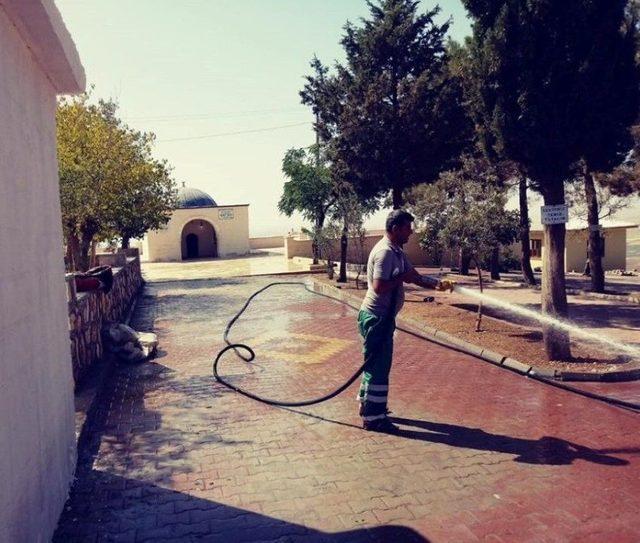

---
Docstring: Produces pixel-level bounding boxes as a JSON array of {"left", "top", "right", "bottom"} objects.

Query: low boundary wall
[
  {"left": 67, "top": 254, "right": 143, "bottom": 386},
  {"left": 284, "top": 233, "right": 458, "bottom": 267},
  {"left": 250, "top": 235, "right": 285, "bottom": 249}
]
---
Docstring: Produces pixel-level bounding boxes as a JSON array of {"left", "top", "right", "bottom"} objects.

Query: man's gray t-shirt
[{"left": 360, "top": 236, "right": 413, "bottom": 318}]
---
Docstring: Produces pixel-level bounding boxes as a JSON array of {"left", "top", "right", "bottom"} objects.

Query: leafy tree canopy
[
  {"left": 57, "top": 93, "right": 177, "bottom": 269},
  {"left": 278, "top": 145, "right": 334, "bottom": 224},
  {"left": 302, "top": 0, "right": 472, "bottom": 208},
  {"left": 462, "top": 0, "right": 639, "bottom": 189},
  {"left": 407, "top": 155, "right": 520, "bottom": 263}
]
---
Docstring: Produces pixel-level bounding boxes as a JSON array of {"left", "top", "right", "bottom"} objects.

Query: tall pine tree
[
  {"left": 303, "top": 0, "right": 471, "bottom": 208},
  {"left": 462, "top": 0, "right": 639, "bottom": 359}
]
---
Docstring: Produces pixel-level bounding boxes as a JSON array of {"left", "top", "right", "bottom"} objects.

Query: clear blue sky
[{"left": 55, "top": 0, "right": 472, "bottom": 236}]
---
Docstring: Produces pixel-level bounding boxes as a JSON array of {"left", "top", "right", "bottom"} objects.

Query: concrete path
[
  {"left": 141, "top": 249, "right": 307, "bottom": 283},
  {"left": 54, "top": 276, "right": 640, "bottom": 542}
]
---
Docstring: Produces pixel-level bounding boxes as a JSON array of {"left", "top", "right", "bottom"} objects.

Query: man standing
[{"left": 358, "top": 210, "right": 454, "bottom": 433}]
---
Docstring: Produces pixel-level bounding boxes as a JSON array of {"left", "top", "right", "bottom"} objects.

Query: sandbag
[{"left": 103, "top": 322, "right": 158, "bottom": 363}]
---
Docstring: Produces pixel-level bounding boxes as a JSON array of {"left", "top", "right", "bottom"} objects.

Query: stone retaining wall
[{"left": 67, "top": 255, "right": 143, "bottom": 386}]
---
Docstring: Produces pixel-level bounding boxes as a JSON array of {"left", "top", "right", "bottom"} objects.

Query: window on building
[{"left": 530, "top": 239, "right": 542, "bottom": 257}]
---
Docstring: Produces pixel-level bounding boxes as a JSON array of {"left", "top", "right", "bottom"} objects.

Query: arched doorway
[
  {"left": 181, "top": 219, "right": 217, "bottom": 259},
  {"left": 185, "top": 233, "right": 199, "bottom": 258}
]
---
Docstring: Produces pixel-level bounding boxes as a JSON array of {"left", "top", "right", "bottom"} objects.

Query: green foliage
[
  {"left": 604, "top": 126, "right": 640, "bottom": 196},
  {"left": 407, "top": 156, "right": 520, "bottom": 265},
  {"left": 462, "top": 0, "right": 639, "bottom": 190},
  {"left": 57, "top": 93, "right": 177, "bottom": 269},
  {"left": 301, "top": 0, "right": 472, "bottom": 208},
  {"left": 278, "top": 145, "right": 334, "bottom": 223},
  {"left": 328, "top": 182, "right": 377, "bottom": 234}
]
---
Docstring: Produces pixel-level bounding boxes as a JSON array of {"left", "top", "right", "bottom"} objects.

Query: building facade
[
  {"left": 522, "top": 220, "right": 638, "bottom": 273},
  {"left": 143, "top": 186, "right": 250, "bottom": 261},
  {"left": 0, "top": 1, "right": 85, "bottom": 541}
]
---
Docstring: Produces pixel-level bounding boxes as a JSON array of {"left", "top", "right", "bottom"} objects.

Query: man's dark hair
[{"left": 385, "top": 209, "right": 414, "bottom": 233}]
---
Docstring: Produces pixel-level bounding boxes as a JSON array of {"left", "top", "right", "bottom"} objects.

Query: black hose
[
  {"left": 213, "top": 281, "right": 367, "bottom": 406},
  {"left": 213, "top": 281, "right": 640, "bottom": 413}
]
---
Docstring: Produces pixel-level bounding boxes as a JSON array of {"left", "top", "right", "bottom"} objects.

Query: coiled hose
[
  {"left": 213, "top": 281, "right": 640, "bottom": 413},
  {"left": 213, "top": 281, "right": 367, "bottom": 406}
]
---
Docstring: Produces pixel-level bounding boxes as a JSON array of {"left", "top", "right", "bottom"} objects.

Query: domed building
[{"left": 143, "top": 184, "right": 249, "bottom": 261}]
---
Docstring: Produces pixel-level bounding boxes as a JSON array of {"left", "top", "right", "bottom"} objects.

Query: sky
[
  {"left": 55, "top": 0, "right": 638, "bottom": 237},
  {"left": 55, "top": 0, "right": 472, "bottom": 236}
]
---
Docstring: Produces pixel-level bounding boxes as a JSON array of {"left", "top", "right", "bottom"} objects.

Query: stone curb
[{"left": 308, "top": 279, "right": 640, "bottom": 383}]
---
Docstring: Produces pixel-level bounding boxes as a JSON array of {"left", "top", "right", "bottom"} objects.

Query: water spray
[{"left": 453, "top": 285, "right": 640, "bottom": 361}]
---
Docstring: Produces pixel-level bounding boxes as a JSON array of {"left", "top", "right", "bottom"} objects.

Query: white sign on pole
[{"left": 540, "top": 204, "right": 568, "bottom": 225}]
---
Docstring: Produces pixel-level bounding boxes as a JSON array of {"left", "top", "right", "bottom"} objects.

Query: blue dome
[{"left": 176, "top": 186, "right": 217, "bottom": 208}]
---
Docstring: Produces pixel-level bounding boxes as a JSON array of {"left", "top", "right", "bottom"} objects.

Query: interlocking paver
[{"left": 54, "top": 276, "right": 640, "bottom": 542}]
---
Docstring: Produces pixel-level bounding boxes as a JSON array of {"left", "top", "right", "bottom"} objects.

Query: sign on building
[
  {"left": 541, "top": 204, "right": 568, "bottom": 225},
  {"left": 218, "top": 208, "right": 234, "bottom": 220}
]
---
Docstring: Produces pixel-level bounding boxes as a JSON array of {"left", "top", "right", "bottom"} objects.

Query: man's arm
[
  {"left": 372, "top": 268, "right": 433, "bottom": 294},
  {"left": 380, "top": 268, "right": 455, "bottom": 292}
]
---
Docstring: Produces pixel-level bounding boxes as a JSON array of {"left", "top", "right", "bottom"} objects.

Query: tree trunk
[
  {"left": 475, "top": 260, "right": 484, "bottom": 332},
  {"left": 541, "top": 182, "right": 572, "bottom": 360},
  {"left": 490, "top": 246, "right": 501, "bottom": 280},
  {"left": 392, "top": 186, "right": 403, "bottom": 209},
  {"left": 121, "top": 236, "right": 131, "bottom": 249},
  {"left": 312, "top": 211, "right": 326, "bottom": 265},
  {"left": 584, "top": 168, "right": 605, "bottom": 293},
  {"left": 67, "top": 232, "right": 80, "bottom": 272},
  {"left": 77, "top": 230, "right": 94, "bottom": 272},
  {"left": 312, "top": 220, "right": 321, "bottom": 265},
  {"left": 337, "top": 225, "right": 348, "bottom": 283},
  {"left": 89, "top": 240, "right": 98, "bottom": 268},
  {"left": 519, "top": 175, "right": 537, "bottom": 286},
  {"left": 459, "top": 249, "right": 471, "bottom": 275}
]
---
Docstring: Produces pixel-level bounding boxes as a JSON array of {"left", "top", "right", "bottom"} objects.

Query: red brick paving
[{"left": 54, "top": 277, "right": 640, "bottom": 542}]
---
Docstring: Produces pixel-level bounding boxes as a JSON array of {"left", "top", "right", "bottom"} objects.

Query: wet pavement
[
  {"left": 54, "top": 276, "right": 640, "bottom": 542},
  {"left": 141, "top": 249, "right": 307, "bottom": 283}
]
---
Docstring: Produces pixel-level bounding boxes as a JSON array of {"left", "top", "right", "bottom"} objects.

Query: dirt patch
[{"left": 318, "top": 276, "right": 633, "bottom": 374}]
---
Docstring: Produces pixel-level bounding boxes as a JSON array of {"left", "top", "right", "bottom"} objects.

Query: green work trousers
[{"left": 357, "top": 309, "right": 395, "bottom": 422}]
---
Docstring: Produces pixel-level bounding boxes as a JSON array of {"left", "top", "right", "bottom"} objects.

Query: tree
[
  {"left": 450, "top": 38, "right": 537, "bottom": 285},
  {"left": 58, "top": 94, "right": 177, "bottom": 270},
  {"left": 517, "top": 174, "right": 537, "bottom": 286},
  {"left": 566, "top": 177, "right": 631, "bottom": 224},
  {"left": 278, "top": 145, "right": 335, "bottom": 264},
  {"left": 302, "top": 0, "right": 471, "bottom": 208},
  {"left": 408, "top": 157, "right": 520, "bottom": 330},
  {"left": 575, "top": 6, "right": 639, "bottom": 293},
  {"left": 105, "top": 140, "right": 176, "bottom": 249},
  {"left": 461, "top": 0, "right": 639, "bottom": 359},
  {"left": 328, "top": 182, "right": 377, "bottom": 283}
]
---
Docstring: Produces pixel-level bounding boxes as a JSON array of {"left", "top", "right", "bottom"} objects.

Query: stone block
[{"left": 502, "top": 357, "right": 531, "bottom": 374}]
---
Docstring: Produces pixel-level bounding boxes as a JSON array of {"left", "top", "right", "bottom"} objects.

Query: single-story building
[
  {"left": 0, "top": 1, "right": 85, "bottom": 541},
  {"left": 285, "top": 219, "right": 639, "bottom": 273},
  {"left": 143, "top": 184, "right": 250, "bottom": 261},
  {"left": 520, "top": 219, "right": 638, "bottom": 272}
]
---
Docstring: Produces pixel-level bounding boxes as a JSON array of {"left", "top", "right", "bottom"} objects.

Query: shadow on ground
[
  {"left": 390, "top": 417, "right": 635, "bottom": 466},
  {"left": 57, "top": 358, "right": 430, "bottom": 542},
  {"left": 54, "top": 470, "right": 428, "bottom": 542}
]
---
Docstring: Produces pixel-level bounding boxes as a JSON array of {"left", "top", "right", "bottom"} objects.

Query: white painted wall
[
  {"left": 0, "top": 2, "right": 84, "bottom": 541},
  {"left": 144, "top": 205, "right": 250, "bottom": 261}
]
